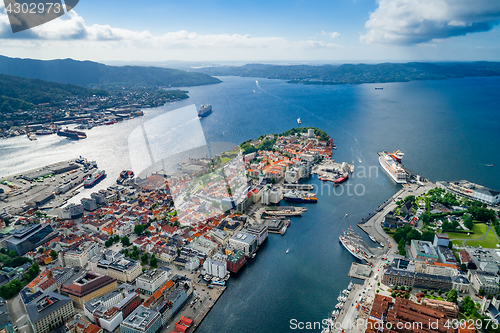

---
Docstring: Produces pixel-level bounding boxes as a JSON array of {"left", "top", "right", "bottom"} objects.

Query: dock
[{"left": 348, "top": 263, "right": 372, "bottom": 280}]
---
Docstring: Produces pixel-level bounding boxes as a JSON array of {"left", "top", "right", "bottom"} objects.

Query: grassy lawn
[
  {"left": 446, "top": 223, "right": 487, "bottom": 240},
  {"left": 424, "top": 295, "right": 445, "bottom": 301},
  {"left": 464, "top": 232, "right": 499, "bottom": 248}
]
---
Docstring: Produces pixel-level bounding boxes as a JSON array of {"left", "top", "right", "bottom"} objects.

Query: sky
[{"left": 1, "top": 0, "right": 500, "bottom": 63}]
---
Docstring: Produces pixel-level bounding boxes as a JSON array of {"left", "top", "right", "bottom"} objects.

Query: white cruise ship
[{"left": 379, "top": 152, "right": 406, "bottom": 184}]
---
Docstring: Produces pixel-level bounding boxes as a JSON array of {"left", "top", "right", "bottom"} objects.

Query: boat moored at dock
[{"left": 378, "top": 151, "right": 406, "bottom": 184}]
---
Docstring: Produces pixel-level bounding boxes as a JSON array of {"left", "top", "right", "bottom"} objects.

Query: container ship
[
  {"left": 84, "top": 170, "right": 106, "bottom": 188},
  {"left": 283, "top": 190, "right": 317, "bottom": 203},
  {"left": 379, "top": 151, "right": 406, "bottom": 184},
  {"left": 57, "top": 128, "right": 87, "bottom": 140},
  {"left": 198, "top": 104, "right": 213, "bottom": 117},
  {"left": 338, "top": 227, "right": 371, "bottom": 262}
]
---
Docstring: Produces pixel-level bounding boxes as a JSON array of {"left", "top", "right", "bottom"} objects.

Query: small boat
[
  {"left": 297, "top": 118, "right": 301, "bottom": 124},
  {"left": 286, "top": 249, "right": 289, "bottom": 254},
  {"left": 345, "top": 214, "right": 348, "bottom": 217},
  {"left": 488, "top": 164, "right": 494, "bottom": 167},
  {"left": 375, "top": 87, "right": 383, "bottom": 90}
]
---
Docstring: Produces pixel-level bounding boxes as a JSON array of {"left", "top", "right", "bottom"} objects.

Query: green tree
[
  {"left": 460, "top": 263, "right": 468, "bottom": 272},
  {"left": 141, "top": 253, "right": 149, "bottom": 264},
  {"left": 105, "top": 239, "right": 112, "bottom": 247},
  {"left": 408, "top": 286, "right": 412, "bottom": 292},
  {"left": 448, "top": 240, "right": 453, "bottom": 250},
  {"left": 446, "top": 289, "right": 458, "bottom": 304},
  {"left": 121, "top": 236, "right": 130, "bottom": 247},
  {"left": 398, "top": 239, "right": 406, "bottom": 257},
  {"left": 150, "top": 254, "right": 157, "bottom": 268},
  {"left": 479, "top": 289, "right": 486, "bottom": 296},
  {"left": 8, "top": 250, "right": 16, "bottom": 257},
  {"left": 49, "top": 250, "right": 58, "bottom": 260},
  {"left": 463, "top": 214, "right": 474, "bottom": 230},
  {"left": 2, "top": 217, "right": 9, "bottom": 226},
  {"left": 421, "top": 212, "right": 431, "bottom": 224},
  {"left": 38, "top": 247, "right": 45, "bottom": 254},
  {"left": 134, "top": 224, "right": 146, "bottom": 235}
]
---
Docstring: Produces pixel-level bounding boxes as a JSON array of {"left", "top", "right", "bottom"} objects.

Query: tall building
[
  {"left": 228, "top": 232, "right": 258, "bottom": 257},
  {"left": 84, "top": 284, "right": 140, "bottom": 332},
  {"left": 120, "top": 305, "right": 162, "bottom": 333},
  {"left": 136, "top": 269, "right": 169, "bottom": 295},
  {"left": 63, "top": 241, "right": 99, "bottom": 268},
  {"left": 60, "top": 271, "right": 118, "bottom": 308},
  {"left": 243, "top": 224, "right": 268, "bottom": 246},
  {"left": 203, "top": 256, "right": 227, "bottom": 279},
  {"left": 89, "top": 250, "right": 142, "bottom": 283},
  {"left": 6, "top": 224, "right": 57, "bottom": 255},
  {"left": 26, "top": 292, "right": 75, "bottom": 333}
]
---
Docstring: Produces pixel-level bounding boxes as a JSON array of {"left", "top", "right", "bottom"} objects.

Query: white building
[
  {"left": 81, "top": 198, "right": 97, "bottom": 211},
  {"left": 203, "top": 256, "right": 227, "bottom": 279},
  {"left": 136, "top": 269, "right": 169, "bottom": 295},
  {"left": 228, "top": 232, "right": 258, "bottom": 257},
  {"left": 61, "top": 203, "right": 84, "bottom": 219},
  {"left": 244, "top": 224, "right": 268, "bottom": 246},
  {"left": 62, "top": 242, "right": 99, "bottom": 268},
  {"left": 285, "top": 170, "right": 299, "bottom": 184}
]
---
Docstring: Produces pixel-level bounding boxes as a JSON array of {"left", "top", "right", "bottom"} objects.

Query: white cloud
[
  {"left": 360, "top": 0, "right": 500, "bottom": 44},
  {"left": 321, "top": 31, "right": 341, "bottom": 39},
  {"left": 0, "top": 7, "right": 341, "bottom": 50}
]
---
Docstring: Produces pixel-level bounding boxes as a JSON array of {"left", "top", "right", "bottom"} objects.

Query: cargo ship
[
  {"left": 338, "top": 227, "right": 370, "bottom": 262},
  {"left": 379, "top": 151, "right": 406, "bottom": 184},
  {"left": 84, "top": 170, "right": 106, "bottom": 188},
  {"left": 283, "top": 190, "right": 317, "bottom": 203},
  {"left": 198, "top": 104, "right": 213, "bottom": 117},
  {"left": 57, "top": 128, "right": 87, "bottom": 140},
  {"left": 389, "top": 150, "right": 404, "bottom": 163},
  {"left": 333, "top": 174, "right": 348, "bottom": 185}
]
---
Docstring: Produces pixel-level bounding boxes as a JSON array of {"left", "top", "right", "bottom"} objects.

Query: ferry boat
[
  {"left": 84, "top": 170, "right": 106, "bottom": 188},
  {"left": 198, "top": 104, "right": 213, "bottom": 117},
  {"left": 379, "top": 151, "right": 406, "bottom": 184},
  {"left": 283, "top": 190, "right": 317, "bottom": 203},
  {"left": 389, "top": 150, "right": 404, "bottom": 163}
]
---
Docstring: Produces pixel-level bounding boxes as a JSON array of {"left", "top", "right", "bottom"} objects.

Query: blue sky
[{"left": 0, "top": 0, "right": 499, "bottom": 62}]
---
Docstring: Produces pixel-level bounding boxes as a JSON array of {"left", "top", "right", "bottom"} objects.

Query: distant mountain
[
  {"left": 0, "top": 55, "right": 221, "bottom": 88},
  {"left": 0, "top": 74, "right": 108, "bottom": 114},
  {"left": 193, "top": 62, "right": 500, "bottom": 85}
]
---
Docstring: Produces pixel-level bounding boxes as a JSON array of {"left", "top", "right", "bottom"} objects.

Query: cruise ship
[
  {"left": 379, "top": 151, "right": 406, "bottom": 184},
  {"left": 84, "top": 170, "right": 106, "bottom": 188},
  {"left": 338, "top": 227, "right": 370, "bottom": 261},
  {"left": 283, "top": 190, "right": 317, "bottom": 203},
  {"left": 198, "top": 104, "right": 213, "bottom": 117}
]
